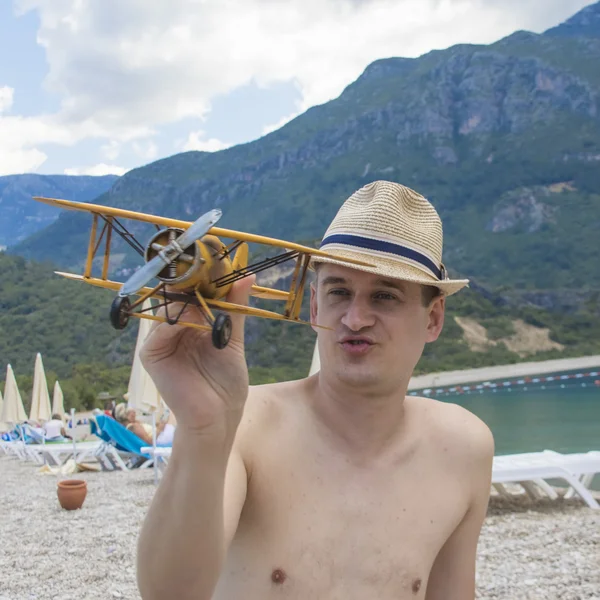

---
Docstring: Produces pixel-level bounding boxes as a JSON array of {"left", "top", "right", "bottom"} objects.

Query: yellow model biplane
[{"left": 32, "top": 197, "right": 373, "bottom": 349}]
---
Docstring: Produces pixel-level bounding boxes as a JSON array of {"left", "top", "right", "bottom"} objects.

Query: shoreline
[{"left": 408, "top": 354, "right": 600, "bottom": 390}]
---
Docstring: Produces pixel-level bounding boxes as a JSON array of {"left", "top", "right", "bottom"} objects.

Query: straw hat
[{"left": 311, "top": 180, "right": 469, "bottom": 296}]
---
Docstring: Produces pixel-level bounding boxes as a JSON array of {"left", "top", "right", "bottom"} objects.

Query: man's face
[{"left": 310, "top": 264, "right": 445, "bottom": 392}]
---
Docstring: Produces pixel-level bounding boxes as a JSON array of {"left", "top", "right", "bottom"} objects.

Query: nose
[{"left": 340, "top": 295, "right": 375, "bottom": 332}]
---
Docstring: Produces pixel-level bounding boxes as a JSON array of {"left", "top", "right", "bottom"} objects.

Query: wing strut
[{"left": 213, "top": 250, "right": 300, "bottom": 288}]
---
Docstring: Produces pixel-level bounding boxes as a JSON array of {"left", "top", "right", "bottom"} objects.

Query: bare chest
[{"left": 216, "top": 441, "right": 467, "bottom": 600}]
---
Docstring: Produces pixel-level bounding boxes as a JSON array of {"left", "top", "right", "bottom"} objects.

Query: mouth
[{"left": 339, "top": 337, "right": 375, "bottom": 354}]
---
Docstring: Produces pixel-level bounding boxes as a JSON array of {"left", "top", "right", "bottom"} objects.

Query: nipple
[{"left": 271, "top": 568, "right": 287, "bottom": 584}]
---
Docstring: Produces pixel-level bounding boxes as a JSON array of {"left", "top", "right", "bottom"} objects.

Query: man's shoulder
[
  {"left": 246, "top": 377, "right": 305, "bottom": 409},
  {"left": 411, "top": 395, "right": 495, "bottom": 463}
]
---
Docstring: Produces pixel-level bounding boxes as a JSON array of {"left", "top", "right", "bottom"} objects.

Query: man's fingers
[
  {"left": 142, "top": 300, "right": 209, "bottom": 352},
  {"left": 226, "top": 274, "right": 256, "bottom": 345},
  {"left": 136, "top": 275, "right": 255, "bottom": 350}
]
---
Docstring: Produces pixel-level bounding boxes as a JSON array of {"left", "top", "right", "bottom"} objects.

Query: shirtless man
[{"left": 136, "top": 181, "right": 495, "bottom": 600}]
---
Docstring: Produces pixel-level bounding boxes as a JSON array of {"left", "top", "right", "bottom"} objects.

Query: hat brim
[{"left": 310, "top": 249, "right": 469, "bottom": 297}]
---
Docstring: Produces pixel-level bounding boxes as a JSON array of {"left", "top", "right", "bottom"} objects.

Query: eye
[
  {"left": 328, "top": 288, "right": 350, "bottom": 296},
  {"left": 374, "top": 292, "right": 398, "bottom": 300}
]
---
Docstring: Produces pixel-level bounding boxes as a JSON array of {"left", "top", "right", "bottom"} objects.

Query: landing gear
[
  {"left": 212, "top": 313, "right": 232, "bottom": 349},
  {"left": 110, "top": 296, "right": 131, "bottom": 330}
]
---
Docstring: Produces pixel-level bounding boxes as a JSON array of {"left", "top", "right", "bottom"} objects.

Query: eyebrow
[
  {"left": 320, "top": 276, "right": 406, "bottom": 292},
  {"left": 320, "top": 276, "right": 347, "bottom": 286},
  {"left": 374, "top": 278, "right": 407, "bottom": 292}
]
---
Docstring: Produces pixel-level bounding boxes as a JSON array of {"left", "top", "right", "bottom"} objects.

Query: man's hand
[
  {"left": 136, "top": 277, "right": 254, "bottom": 600},
  {"left": 140, "top": 275, "right": 255, "bottom": 437}
]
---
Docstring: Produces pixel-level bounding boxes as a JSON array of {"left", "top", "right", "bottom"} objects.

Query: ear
[
  {"left": 310, "top": 281, "right": 319, "bottom": 333},
  {"left": 425, "top": 296, "right": 445, "bottom": 343}
]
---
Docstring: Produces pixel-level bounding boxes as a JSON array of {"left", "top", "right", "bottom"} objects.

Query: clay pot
[{"left": 57, "top": 479, "right": 87, "bottom": 511}]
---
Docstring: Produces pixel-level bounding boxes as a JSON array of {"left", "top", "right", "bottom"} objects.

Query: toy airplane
[{"left": 32, "top": 197, "right": 373, "bottom": 349}]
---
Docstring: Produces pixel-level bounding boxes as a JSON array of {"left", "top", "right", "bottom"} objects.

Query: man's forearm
[{"left": 136, "top": 430, "right": 234, "bottom": 600}]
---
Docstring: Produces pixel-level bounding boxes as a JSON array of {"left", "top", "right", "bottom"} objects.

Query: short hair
[
  {"left": 421, "top": 285, "right": 442, "bottom": 307},
  {"left": 51, "top": 413, "right": 62, "bottom": 420}
]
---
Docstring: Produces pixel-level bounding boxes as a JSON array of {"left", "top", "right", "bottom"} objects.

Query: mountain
[
  {"left": 11, "top": 3, "right": 600, "bottom": 317},
  {"left": 4, "top": 3, "right": 600, "bottom": 406},
  {"left": 0, "top": 174, "right": 118, "bottom": 248},
  {"left": 544, "top": 1, "right": 600, "bottom": 38}
]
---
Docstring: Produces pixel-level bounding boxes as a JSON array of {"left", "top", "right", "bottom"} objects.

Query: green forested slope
[{"left": 3, "top": 252, "right": 600, "bottom": 412}]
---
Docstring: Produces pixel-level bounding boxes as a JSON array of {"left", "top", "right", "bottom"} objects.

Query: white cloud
[
  {"left": 3, "top": 0, "right": 591, "bottom": 174},
  {"left": 63, "top": 163, "right": 128, "bottom": 176},
  {"left": 16, "top": 0, "right": 590, "bottom": 124},
  {"left": 101, "top": 140, "right": 121, "bottom": 161},
  {"left": 0, "top": 146, "right": 47, "bottom": 175},
  {"left": 0, "top": 87, "right": 14, "bottom": 114},
  {"left": 182, "top": 131, "right": 231, "bottom": 153},
  {"left": 132, "top": 140, "right": 158, "bottom": 160},
  {"left": 0, "top": 110, "right": 151, "bottom": 174}
]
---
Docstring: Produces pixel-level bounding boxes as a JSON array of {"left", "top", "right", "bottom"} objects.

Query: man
[{"left": 136, "top": 181, "right": 494, "bottom": 600}]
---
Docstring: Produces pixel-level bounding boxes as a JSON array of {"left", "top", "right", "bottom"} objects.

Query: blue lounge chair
[{"left": 89, "top": 415, "right": 154, "bottom": 470}]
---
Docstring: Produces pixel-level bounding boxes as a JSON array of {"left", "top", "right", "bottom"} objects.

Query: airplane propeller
[{"left": 118, "top": 208, "right": 222, "bottom": 297}]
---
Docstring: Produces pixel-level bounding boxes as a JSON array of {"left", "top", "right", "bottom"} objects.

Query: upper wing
[
  {"left": 33, "top": 196, "right": 197, "bottom": 230},
  {"left": 33, "top": 196, "right": 375, "bottom": 267}
]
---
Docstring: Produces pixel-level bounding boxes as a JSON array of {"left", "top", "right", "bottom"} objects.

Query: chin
[{"left": 334, "top": 365, "right": 383, "bottom": 388}]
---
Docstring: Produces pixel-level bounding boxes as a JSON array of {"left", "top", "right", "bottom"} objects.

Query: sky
[{"left": 0, "top": 0, "right": 593, "bottom": 177}]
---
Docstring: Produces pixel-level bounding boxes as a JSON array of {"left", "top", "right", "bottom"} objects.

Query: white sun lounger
[
  {"left": 141, "top": 446, "right": 171, "bottom": 462},
  {"left": 26, "top": 441, "right": 102, "bottom": 466},
  {"left": 88, "top": 441, "right": 154, "bottom": 471},
  {"left": 4, "top": 440, "right": 47, "bottom": 464},
  {"left": 140, "top": 446, "right": 172, "bottom": 484},
  {"left": 492, "top": 452, "right": 599, "bottom": 509},
  {"left": 0, "top": 440, "right": 29, "bottom": 460},
  {"left": 140, "top": 446, "right": 171, "bottom": 480},
  {"left": 541, "top": 450, "right": 600, "bottom": 500}
]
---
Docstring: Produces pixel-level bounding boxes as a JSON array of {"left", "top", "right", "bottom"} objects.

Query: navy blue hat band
[{"left": 320, "top": 233, "right": 443, "bottom": 280}]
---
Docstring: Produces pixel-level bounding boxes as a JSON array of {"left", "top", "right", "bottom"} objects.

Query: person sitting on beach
[
  {"left": 114, "top": 403, "right": 158, "bottom": 445},
  {"left": 137, "top": 181, "right": 495, "bottom": 600},
  {"left": 43, "top": 414, "right": 71, "bottom": 441}
]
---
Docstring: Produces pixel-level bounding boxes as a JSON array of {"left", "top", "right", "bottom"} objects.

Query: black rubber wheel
[
  {"left": 110, "top": 296, "right": 131, "bottom": 330},
  {"left": 212, "top": 313, "right": 232, "bottom": 349}
]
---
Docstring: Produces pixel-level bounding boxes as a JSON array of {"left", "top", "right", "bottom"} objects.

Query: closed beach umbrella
[
  {"left": 0, "top": 387, "right": 6, "bottom": 432},
  {"left": 308, "top": 342, "right": 320, "bottom": 376},
  {"left": 52, "top": 380, "right": 65, "bottom": 418},
  {"left": 127, "top": 299, "right": 162, "bottom": 415},
  {"left": 126, "top": 300, "right": 165, "bottom": 486},
  {"left": 29, "top": 353, "right": 52, "bottom": 423},
  {"left": 1, "top": 364, "right": 27, "bottom": 424}
]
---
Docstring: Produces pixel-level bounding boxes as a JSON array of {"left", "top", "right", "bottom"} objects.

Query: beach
[{"left": 1, "top": 455, "right": 598, "bottom": 599}]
